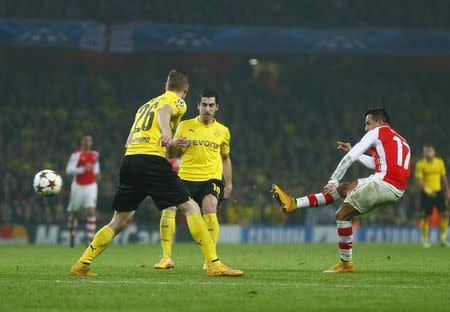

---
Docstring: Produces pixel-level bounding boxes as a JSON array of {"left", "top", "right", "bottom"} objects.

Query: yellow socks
[
  {"left": 79, "top": 225, "right": 115, "bottom": 264},
  {"left": 421, "top": 219, "right": 429, "bottom": 242},
  {"left": 186, "top": 213, "right": 218, "bottom": 262},
  {"left": 203, "top": 213, "right": 220, "bottom": 246},
  {"left": 440, "top": 217, "right": 449, "bottom": 241},
  {"left": 160, "top": 209, "right": 176, "bottom": 258}
]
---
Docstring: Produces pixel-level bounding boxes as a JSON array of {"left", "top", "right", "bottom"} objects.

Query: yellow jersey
[
  {"left": 125, "top": 91, "right": 187, "bottom": 157},
  {"left": 175, "top": 117, "right": 230, "bottom": 181},
  {"left": 415, "top": 157, "right": 446, "bottom": 192}
]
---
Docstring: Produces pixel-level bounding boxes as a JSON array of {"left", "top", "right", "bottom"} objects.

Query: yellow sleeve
[
  {"left": 440, "top": 159, "right": 447, "bottom": 175},
  {"left": 164, "top": 97, "right": 186, "bottom": 126},
  {"left": 414, "top": 161, "right": 424, "bottom": 180},
  {"left": 220, "top": 127, "right": 231, "bottom": 156}
]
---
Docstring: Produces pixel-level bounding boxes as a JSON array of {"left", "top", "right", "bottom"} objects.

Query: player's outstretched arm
[
  {"left": 326, "top": 129, "right": 378, "bottom": 193},
  {"left": 337, "top": 141, "right": 375, "bottom": 169}
]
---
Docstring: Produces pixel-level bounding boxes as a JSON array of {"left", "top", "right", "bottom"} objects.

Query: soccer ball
[{"left": 33, "top": 170, "right": 63, "bottom": 196}]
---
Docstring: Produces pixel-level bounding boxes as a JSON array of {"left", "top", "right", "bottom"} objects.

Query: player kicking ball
[{"left": 272, "top": 108, "right": 411, "bottom": 273}]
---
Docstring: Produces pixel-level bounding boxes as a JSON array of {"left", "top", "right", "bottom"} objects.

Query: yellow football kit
[
  {"left": 126, "top": 90, "right": 187, "bottom": 157},
  {"left": 415, "top": 157, "right": 446, "bottom": 192},
  {"left": 415, "top": 156, "right": 448, "bottom": 243},
  {"left": 174, "top": 117, "right": 230, "bottom": 181}
]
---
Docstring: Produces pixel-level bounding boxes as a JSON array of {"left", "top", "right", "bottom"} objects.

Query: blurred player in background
[
  {"left": 66, "top": 135, "right": 100, "bottom": 248},
  {"left": 154, "top": 90, "right": 233, "bottom": 269},
  {"left": 272, "top": 108, "right": 411, "bottom": 273},
  {"left": 69, "top": 70, "right": 243, "bottom": 277},
  {"left": 415, "top": 144, "right": 450, "bottom": 248}
]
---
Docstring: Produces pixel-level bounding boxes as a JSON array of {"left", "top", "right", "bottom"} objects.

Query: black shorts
[
  {"left": 112, "top": 155, "right": 190, "bottom": 211},
  {"left": 182, "top": 179, "right": 224, "bottom": 207},
  {"left": 420, "top": 190, "right": 447, "bottom": 216}
]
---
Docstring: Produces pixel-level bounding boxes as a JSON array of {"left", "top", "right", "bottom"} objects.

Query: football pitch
[{"left": 1, "top": 243, "right": 449, "bottom": 311}]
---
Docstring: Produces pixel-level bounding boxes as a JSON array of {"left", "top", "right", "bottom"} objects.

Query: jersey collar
[{"left": 196, "top": 116, "right": 216, "bottom": 127}]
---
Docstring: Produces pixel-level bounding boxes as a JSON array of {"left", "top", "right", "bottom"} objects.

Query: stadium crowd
[
  {"left": 1, "top": 0, "right": 450, "bottom": 28},
  {"left": 1, "top": 51, "right": 449, "bottom": 226}
]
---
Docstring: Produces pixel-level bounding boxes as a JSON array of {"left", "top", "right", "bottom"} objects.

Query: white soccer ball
[{"left": 33, "top": 170, "right": 63, "bottom": 196}]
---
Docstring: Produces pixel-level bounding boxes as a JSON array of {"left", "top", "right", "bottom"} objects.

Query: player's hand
[
  {"left": 337, "top": 141, "right": 352, "bottom": 153},
  {"left": 424, "top": 187, "right": 436, "bottom": 198},
  {"left": 224, "top": 184, "right": 233, "bottom": 199},
  {"left": 159, "top": 129, "right": 173, "bottom": 147},
  {"left": 324, "top": 180, "right": 339, "bottom": 195},
  {"left": 171, "top": 137, "right": 191, "bottom": 148},
  {"left": 84, "top": 163, "right": 94, "bottom": 172}
]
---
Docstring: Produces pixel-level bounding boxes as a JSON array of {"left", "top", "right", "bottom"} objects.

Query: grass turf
[{"left": 1, "top": 243, "right": 450, "bottom": 311}]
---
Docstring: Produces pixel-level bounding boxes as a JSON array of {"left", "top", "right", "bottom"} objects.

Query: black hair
[
  {"left": 200, "top": 89, "right": 219, "bottom": 104},
  {"left": 365, "top": 107, "right": 390, "bottom": 124}
]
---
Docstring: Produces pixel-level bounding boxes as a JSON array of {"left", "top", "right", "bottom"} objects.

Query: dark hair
[
  {"left": 167, "top": 70, "right": 189, "bottom": 91},
  {"left": 200, "top": 89, "right": 219, "bottom": 104},
  {"left": 365, "top": 107, "right": 390, "bottom": 124}
]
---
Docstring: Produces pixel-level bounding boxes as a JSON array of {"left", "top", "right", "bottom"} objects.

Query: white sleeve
[
  {"left": 330, "top": 128, "right": 378, "bottom": 182},
  {"left": 94, "top": 153, "right": 100, "bottom": 175},
  {"left": 66, "top": 153, "right": 84, "bottom": 175},
  {"left": 358, "top": 154, "right": 376, "bottom": 170}
]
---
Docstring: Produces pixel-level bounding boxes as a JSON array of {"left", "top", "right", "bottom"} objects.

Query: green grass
[{"left": 1, "top": 243, "right": 450, "bottom": 311}]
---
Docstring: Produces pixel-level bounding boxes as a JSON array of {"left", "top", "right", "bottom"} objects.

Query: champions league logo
[
  {"left": 314, "top": 35, "right": 367, "bottom": 50},
  {"left": 19, "top": 27, "right": 68, "bottom": 43},
  {"left": 165, "top": 32, "right": 212, "bottom": 48}
]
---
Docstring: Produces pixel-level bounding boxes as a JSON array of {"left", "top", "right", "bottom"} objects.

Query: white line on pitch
[{"left": 30, "top": 279, "right": 432, "bottom": 290}]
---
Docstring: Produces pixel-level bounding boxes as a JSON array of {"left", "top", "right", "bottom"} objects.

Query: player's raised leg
[
  {"left": 69, "top": 211, "right": 134, "bottom": 276},
  {"left": 272, "top": 181, "right": 357, "bottom": 213},
  {"left": 178, "top": 199, "right": 243, "bottom": 277},
  {"left": 323, "top": 203, "right": 358, "bottom": 273},
  {"left": 154, "top": 207, "right": 177, "bottom": 269}
]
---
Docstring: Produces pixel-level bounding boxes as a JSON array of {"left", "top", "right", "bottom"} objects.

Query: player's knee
[
  {"left": 109, "top": 212, "right": 133, "bottom": 233},
  {"left": 202, "top": 205, "right": 217, "bottom": 215},
  {"left": 335, "top": 210, "right": 345, "bottom": 221},
  {"left": 178, "top": 199, "right": 201, "bottom": 216},
  {"left": 201, "top": 196, "right": 218, "bottom": 214}
]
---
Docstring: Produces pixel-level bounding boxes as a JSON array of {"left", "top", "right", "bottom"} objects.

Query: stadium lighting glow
[{"left": 249, "top": 58, "right": 259, "bottom": 66}]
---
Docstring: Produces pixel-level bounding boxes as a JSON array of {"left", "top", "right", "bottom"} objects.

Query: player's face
[
  {"left": 424, "top": 146, "right": 436, "bottom": 159},
  {"left": 81, "top": 136, "right": 93, "bottom": 150},
  {"left": 198, "top": 97, "right": 218, "bottom": 121},
  {"left": 364, "top": 115, "right": 382, "bottom": 132}
]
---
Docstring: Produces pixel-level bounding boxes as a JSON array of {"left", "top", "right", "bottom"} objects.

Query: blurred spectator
[{"left": 1, "top": 51, "right": 449, "bottom": 226}]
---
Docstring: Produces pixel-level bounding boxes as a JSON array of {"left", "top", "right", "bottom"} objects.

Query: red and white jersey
[
  {"left": 331, "top": 126, "right": 411, "bottom": 190},
  {"left": 66, "top": 150, "right": 100, "bottom": 185}
]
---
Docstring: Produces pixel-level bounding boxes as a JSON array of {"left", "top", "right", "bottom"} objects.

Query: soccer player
[
  {"left": 415, "top": 144, "right": 450, "bottom": 248},
  {"left": 66, "top": 135, "right": 100, "bottom": 248},
  {"left": 154, "top": 90, "right": 232, "bottom": 269},
  {"left": 69, "top": 70, "right": 243, "bottom": 277},
  {"left": 272, "top": 108, "right": 411, "bottom": 273}
]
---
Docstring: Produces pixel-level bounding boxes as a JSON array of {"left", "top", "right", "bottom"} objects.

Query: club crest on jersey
[{"left": 177, "top": 99, "right": 185, "bottom": 107}]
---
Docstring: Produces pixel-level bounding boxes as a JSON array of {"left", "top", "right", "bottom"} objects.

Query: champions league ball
[{"left": 33, "top": 170, "right": 63, "bottom": 196}]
